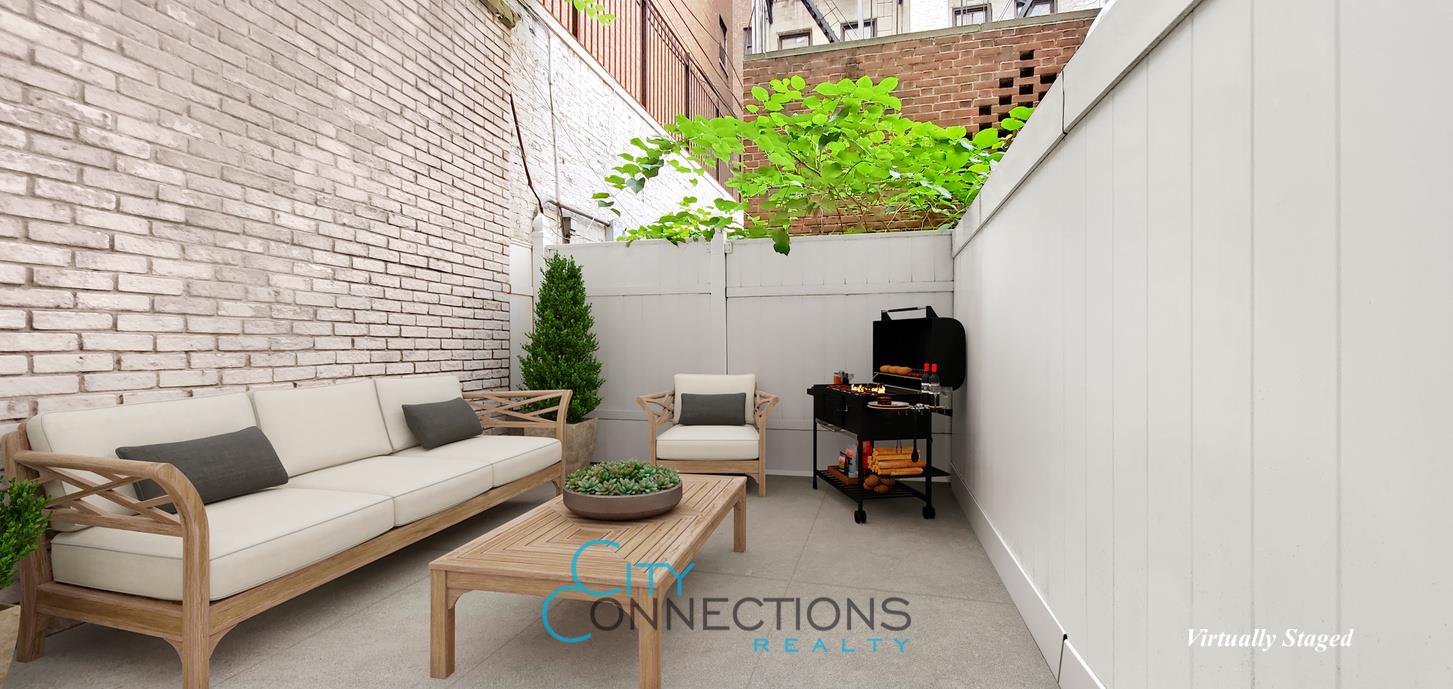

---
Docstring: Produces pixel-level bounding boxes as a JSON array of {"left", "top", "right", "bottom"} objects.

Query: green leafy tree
[
  {"left": 569, "top": 0, "right": 616, "bottom": 23},
  {"left": 519, "top": 254, "right": 604, "bottom": 423},
  {"left": 596, "top": 75, "right": 1031, "bottom": 254},
  {"left": 2, "top": 478, "right": 48, "bottom": 589}
]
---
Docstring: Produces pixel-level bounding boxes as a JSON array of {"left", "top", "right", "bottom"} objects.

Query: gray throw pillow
[
  {"left": 402, "top": 398, "right": 482, "bottom": 449},
  {"left": 117, "top": 426, "right": 288, "bottom": 513},
  {"left": 678, "top": 392, "right": 747, "bottom": 426}
]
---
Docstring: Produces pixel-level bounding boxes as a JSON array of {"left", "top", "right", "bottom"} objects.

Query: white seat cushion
[
  {"left": 50, "top": 487, "right": 392, "bottom": 601},
  {"left": 251, "top": 380, "right": 394, "bottom": 476},
  {"left": 374, "top": 374, "right": 465, "bottom": 452},
  {"left": 394, "top": 435, "right": 560, "bottom": 485},
  {"left": 673, "top": 373, "right": 756, "bottom": 423},
  {"left": 288, "top": 456, "right": 494, "bottom": 526},
  {"left": 26, "top": 393, "right": 258, "bottom": 524},
  {"left": 655, "top": 424, "right": 760, "bottom": 460}
]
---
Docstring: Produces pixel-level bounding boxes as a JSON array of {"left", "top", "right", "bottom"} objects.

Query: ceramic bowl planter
[
  {"left": 563, "top": 482, "right": 682, "bottom": 521},
  {"left": 561, "top": 461, "right": 682, "bottom": 521}
]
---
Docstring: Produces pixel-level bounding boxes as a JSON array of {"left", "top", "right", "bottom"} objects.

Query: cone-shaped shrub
[{"left": 519, "top": 253, "right": 603, "bottom": 423}]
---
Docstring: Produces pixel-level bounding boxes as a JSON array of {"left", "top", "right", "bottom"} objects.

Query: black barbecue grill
[{"left": 807, "top": 305, "right": 965, "bottom": 523}]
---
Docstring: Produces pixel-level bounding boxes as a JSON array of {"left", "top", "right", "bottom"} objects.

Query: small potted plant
[
  {"left": 2, "top": 477, "right": 48, "bottom": 684},
  {"left": 520, "top": 253, "right": 605, "bottom": 477},
  {"left": 563, "top": 461, "right": 682, "bottom": 521}
]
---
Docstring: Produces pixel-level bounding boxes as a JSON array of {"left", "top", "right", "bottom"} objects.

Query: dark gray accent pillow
[
  {"left": 678, "top": 392, "right": 747, "bottom": 426},
  {"left": 403, "top": 398, "right": 482, "bottom": 449},
  {"left": 117, "top": 426, "right": 288, "bottom": 513}
]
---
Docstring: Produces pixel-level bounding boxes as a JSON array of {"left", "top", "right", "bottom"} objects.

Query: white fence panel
[
  {"left": 950, "top": 0, "right": 1453, "bottom": 686},
  {"left": 512, "top": 231, "right": 956, "bottom": 475}
]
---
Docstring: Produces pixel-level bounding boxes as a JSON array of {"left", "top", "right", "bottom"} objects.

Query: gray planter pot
[
  {"left": 525, "top": 417, "right": 597, "bottom": 478},
  {"left": 1, "top": 605, "right": 19, "bottom": 686},
  {"left": 563, "top": 483, "right": 683, "bottom": 521}
]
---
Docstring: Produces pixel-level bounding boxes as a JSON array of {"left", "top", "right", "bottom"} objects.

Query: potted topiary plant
[
  {"left": 520, "top": 253, "right": 605, "bottom": 477},
  {"left": 2, "top": 477, "right": 48, "bottom": 684},
  {"left": 563, "top": 461, "right": 682, "bottom": 521}
]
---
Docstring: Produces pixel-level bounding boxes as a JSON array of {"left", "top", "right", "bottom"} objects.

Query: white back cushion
[
  {"left": 250, "top": 380, "right": 393, "bottom": 476},
  {"left": 374, "top": 374, "right": 464, "bottom": 452},
  {"left": 673, "top": 373, "right": 756, "bottom": 423},
  {"left": 26, "top": 393, "right": 258, "bottom": 521}
]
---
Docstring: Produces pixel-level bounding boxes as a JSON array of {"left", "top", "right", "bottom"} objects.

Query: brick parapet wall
[
  {"left": 741, "top": 11, "right": 1096, "bottom": 235},
  {"left": 0, "top": 0, "right": 518, "bottom": 434}
]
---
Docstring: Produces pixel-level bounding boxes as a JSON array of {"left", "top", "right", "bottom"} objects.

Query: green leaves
[
  {"left": 1, "top": 478, "right": 48, "bottom": 589},
  {"left": 599, "top": 76, "right": 1034, "bottom": 255},
  {"left": 570, "top": 0, "right": 615, "bottom": 24},
  {"left": 518, "top": 254, "right": 604, "bottom": 422},
  {"left": 565, "top": 461, "right": 682, "bottom": 496}
]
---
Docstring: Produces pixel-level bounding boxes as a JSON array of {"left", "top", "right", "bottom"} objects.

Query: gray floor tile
[{"left": 5, "top": 475, "right": 1048, "bottom": 689}]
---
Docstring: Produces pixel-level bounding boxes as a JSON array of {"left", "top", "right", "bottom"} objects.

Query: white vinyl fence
[
  {"left": 949, "top": 0, "right": 1453, "bottom": 687},
  {"left": 510, "top": 231, "right": 956, "bottom": 476}
]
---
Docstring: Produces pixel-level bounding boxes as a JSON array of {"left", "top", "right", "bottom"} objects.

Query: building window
[
  {"left": 1017, "top": 0, "right": 1055, "bottom": 17},
  {"left": 744, "top": 27, "right": 753, "bottom": 54},
  {"left": 841, "top": 18, "right": 877, "bottom": 41},
  {"left": 952, "top": 4, "right": 990, "bottom": 26},
  {"left": 719, "top": 17, "right": 728, "bottom": 72},
  {"left": 778, "top": 30, "right": 810, "bottom": 50}
]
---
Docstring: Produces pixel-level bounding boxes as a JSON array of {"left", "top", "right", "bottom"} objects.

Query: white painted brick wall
[{"left": 0, "top": 0, "right": 523, "bottom": 436}]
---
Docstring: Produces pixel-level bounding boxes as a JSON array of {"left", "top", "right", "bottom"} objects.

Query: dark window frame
[
  {"left": 952, "top": 3, "right": 991, "bottom": 26},
  {"left": 840, "top": 17, "right": 878, "bottom": 41},
  {"left": 1017, "top": 0, "right": 1057, "bottom": 17},
  {"left": 778, "top": 30, "right": 811, "bottom": 50}
]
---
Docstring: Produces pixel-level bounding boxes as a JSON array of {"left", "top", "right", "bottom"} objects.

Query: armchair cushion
[
  {"left": 402, "top": 398, "right": 482, "bottom": 449},
  {"left": 50, "top": 487, "right": 393, "bottom": 601},
  {"left": 673, "top": 374, "right": 755, "bottom": 424},
  {"left": 116, "top": 426, "right": 288, "bottom": 513},
  {"left": 678, "top": 392, "right": 747, "bottom": 426},
  {"left": 655, "top": 424, "right": 759, "bottom": 460},
  {"left": 288, "top": 456, "right": 494, "bottom": 526}
]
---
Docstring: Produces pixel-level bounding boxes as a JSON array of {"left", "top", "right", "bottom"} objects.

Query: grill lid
[{"left": 871, "top": 305, "right": 966, "bottom": 390}]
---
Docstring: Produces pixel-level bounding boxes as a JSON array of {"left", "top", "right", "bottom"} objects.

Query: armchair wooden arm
[
  {"left": 463, "top": 389, "right": 573, "bottom": 441},
  {"left": 753, "top": 391, "right": 780, "bottom": 430},
  {"left": 636, "top": 391, "right": 674, "bottom": 463}
]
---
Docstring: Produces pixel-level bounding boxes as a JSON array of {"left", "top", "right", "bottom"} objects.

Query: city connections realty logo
[{"left": 543, "top": 539, "right": 913, "bottom": 654}]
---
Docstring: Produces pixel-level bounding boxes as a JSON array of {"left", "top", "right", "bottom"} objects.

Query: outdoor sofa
[{"left": 1, "top": 374, "right": 571, "bottom": 689}]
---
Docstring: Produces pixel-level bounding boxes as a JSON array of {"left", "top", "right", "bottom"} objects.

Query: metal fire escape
[{"left": 797, "top": 0, "right": 841, "bottom": 42}]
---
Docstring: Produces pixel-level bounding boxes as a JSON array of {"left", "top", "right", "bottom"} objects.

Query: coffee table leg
[
  {"left": 733, "top": 488, "right": 747, "bottom": 553},
  {"left": 636, "top": 595, "right": 661, "bottom": 689},
  {"left": 430, "top": 570, "right": 455, "bottom": 679}
]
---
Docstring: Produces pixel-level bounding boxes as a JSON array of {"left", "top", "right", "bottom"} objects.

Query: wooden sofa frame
[
  {"left": 637, "top": 389, "right": 779, "bottom": 497},
  {"left": 0, "top": 389, "right": 572, "bottom": 689}
]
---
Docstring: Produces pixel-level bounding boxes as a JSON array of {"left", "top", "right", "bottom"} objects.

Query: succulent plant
[{"left": 565, "top": 460, "right": 681, "bottom": 496}]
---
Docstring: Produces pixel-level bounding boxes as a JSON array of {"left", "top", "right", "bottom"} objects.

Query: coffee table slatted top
[{"left": 431, "top": 474, "right": 746, "bottom": 594}]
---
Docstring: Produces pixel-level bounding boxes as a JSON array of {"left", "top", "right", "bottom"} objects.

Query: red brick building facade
[{"left": 742, "top": 10, "right": 1097, "bottom": 234}]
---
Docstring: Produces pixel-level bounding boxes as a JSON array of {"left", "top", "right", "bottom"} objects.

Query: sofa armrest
[
  {"left": 7, "top": 449, "right": 209, "bottom": 537},
  {"left": 4, "top": 441, "right": 212, "bottom": 608},
  {"left": 463, "top": 389, "right": 574, "bottom": 441},
  {"left": 753, "top": 391, "right": 780, "bottom": 430}
]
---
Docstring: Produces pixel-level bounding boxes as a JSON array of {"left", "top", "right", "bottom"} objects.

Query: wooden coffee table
[{"left": 429, "top": 474, "right": 747, "bottom": 689}]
